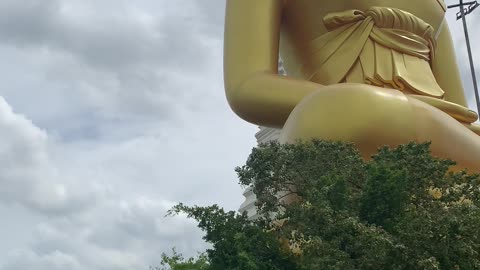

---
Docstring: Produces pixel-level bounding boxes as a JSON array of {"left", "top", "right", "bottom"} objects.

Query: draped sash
[{"left": 306, "top": 7, "right": 445, "bottom": 98}]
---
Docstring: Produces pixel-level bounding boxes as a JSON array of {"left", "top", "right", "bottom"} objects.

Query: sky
[{"left": 0, "top": 1, "right": 478, "bottom": 269}]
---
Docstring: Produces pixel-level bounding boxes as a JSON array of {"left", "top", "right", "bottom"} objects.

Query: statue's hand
[{"left": 409, "top": 95, "right": 478, "bottom": 124}]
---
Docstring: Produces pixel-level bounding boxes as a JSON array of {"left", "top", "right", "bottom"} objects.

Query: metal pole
[{"left": 459, "top": 0, "right": 480, "bottom": 114}]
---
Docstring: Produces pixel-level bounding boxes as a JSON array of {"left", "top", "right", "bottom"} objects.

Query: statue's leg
[{"left": 280, "top": 83, "right": 480, "bottom": 172}]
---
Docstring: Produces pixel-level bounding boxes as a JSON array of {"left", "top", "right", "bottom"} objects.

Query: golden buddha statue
[{"left": 224, "top": 0, "right": 480, "bottom": 172}]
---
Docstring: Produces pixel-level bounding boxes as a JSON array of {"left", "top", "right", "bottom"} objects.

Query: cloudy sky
[{"left": 0, "top": 1, "right": 478, "bottom": 269}]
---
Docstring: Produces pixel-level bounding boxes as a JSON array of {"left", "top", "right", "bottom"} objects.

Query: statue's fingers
[{"left": 409, "top": 95, "right": 478, "bottom": 124}]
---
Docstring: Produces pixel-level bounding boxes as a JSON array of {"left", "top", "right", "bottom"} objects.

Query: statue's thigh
[
  {"left": 280, "top": 83, "right": 416, "bottom": 148},
  {"left": 279, "top": 83, "right": 480, "bottom": 172}
]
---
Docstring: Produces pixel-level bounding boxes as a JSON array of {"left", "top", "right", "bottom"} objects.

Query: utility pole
[{"left": 448, "top": 0, "right": 480, "bottom": 113}]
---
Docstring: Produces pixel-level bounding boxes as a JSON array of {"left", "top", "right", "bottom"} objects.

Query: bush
[{"left": 164, "top": 141, "right": 480, "bottom": 270}]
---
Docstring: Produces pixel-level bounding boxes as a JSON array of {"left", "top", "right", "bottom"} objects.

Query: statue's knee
[{"left": 281, "top": 84, "right": 415, "bottom": 147}]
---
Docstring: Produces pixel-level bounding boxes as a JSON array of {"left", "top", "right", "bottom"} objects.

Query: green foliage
[
  {"left": 164, "top": 140, "right": 480, "bottom": 270},
  {"left": 167, "top": 204, "right": 295, "bottom": 270},
  {"left": 151, "top": 249, "right": 209, "bottom": 270}
]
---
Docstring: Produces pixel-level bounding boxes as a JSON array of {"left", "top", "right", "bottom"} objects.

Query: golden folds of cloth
[{"left": 307, "top": 6, "right": 444, "bottom": 98}]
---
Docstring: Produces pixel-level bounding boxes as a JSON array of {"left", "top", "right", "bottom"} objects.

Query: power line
[{"left": 448, "top": 0, "right": 480, "bottom": 114}]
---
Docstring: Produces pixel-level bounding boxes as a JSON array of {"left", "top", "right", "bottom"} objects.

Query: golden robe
[{"left": 307, "top": 7, "right": 444, "bottom": 98}]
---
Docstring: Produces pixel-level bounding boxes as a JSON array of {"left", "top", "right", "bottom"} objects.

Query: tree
[
  {"left": 150, "top": 248, "right": 209, "bottom": 270},
  {"left": 164, "top": 140, "right": 480, "bottom": 270}
]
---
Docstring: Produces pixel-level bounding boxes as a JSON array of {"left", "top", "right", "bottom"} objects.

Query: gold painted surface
[
  {"left": 224, "top": 0, "right": 480, "bottom": 172},
  {"left": 307, "top": 7, "right": 443, "bottom": 97},
  {"left": 437, "top": 0, "right": 447, "bottom": 12}
]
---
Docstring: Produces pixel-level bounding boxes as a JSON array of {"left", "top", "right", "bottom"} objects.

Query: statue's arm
[
  {"left": 224, "top": 0, "right": 320, "bottom": 128},
  {"left": 432, "top": 21, "right": 468, "bottom": 107}
]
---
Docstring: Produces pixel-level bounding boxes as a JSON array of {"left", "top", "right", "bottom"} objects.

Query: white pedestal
[{"left": 238, "top": 127, "right": 281, "bottom": 218}]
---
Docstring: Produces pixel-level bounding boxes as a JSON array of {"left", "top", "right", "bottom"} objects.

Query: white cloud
[
  {"left": 0, "top": 2, "right": 248, "bottom": 269},
  {"left": 4, "top": 197, "right": 208, "bottom": 270},
  {"left": 0, "top": 89, "right": 242, "bottom": 269},
  {"left": 0, "top": 0, "right": 222, "bottom": 138},
  {"left": 0, "top": 96, "right": 102, "bottom": 215},
  {"left": 2, "top": 249, "right": 82, "bottom": 270}
]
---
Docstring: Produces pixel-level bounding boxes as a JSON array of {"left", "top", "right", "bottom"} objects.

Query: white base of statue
[{"left": 238, "top": 127, "right": 281, "bottom": 219}]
